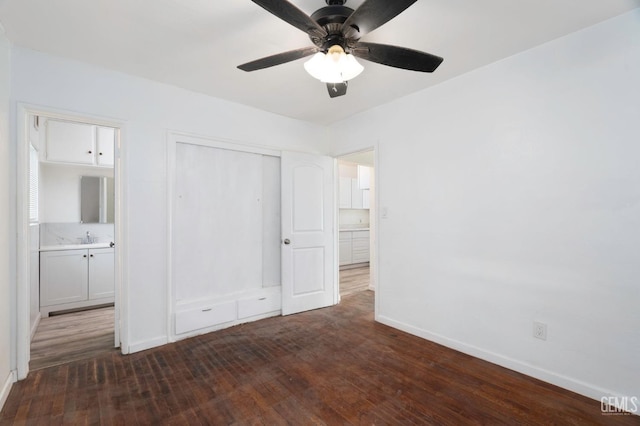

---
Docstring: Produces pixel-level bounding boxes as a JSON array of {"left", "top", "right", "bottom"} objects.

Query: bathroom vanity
[{"left": 39, "top": 243, "right": 114, "bottom": 317}]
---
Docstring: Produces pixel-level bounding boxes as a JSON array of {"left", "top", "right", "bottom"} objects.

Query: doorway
[
  {"left": 337, "top": 149, "right": 375, "bottom": 298},
  {"left": 16, "top": 106, "right": 123, "bottom": 377}
]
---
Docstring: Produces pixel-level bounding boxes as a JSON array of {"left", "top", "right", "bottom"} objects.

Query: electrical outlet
[{"left": 533, "top": 322, "right": 547, "bottom": 340}]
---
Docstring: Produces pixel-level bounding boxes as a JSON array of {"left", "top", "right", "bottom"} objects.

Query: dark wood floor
[
  {"left": 2, "top": 291, "right": 635, "bottom": 425},
  {"left": 30, "top": 306, "right": 116, "bottom": 371}
]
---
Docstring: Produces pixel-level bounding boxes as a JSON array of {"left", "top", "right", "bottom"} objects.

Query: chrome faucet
[{"left": 84, "top": 231, "right": 93, "bottom": 244}]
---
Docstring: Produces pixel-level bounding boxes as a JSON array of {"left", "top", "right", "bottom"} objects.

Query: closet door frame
[{"left": 166, "top": 132, "right": 281, "bottom": 342}]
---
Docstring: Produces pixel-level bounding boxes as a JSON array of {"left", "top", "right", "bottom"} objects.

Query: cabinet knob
[
  {"left": 283, "top": 238, "right": 291, "bottom": 245},
  {"left": 83, "top": 254, "right": 87, "bottom": 258},
  {"left": 88, "top": 150, "right": 92, "bottom": 154},
  {"left": 90, "top": 254, "right": 94, "bottom": 257},
  {"left": 99, "top": 152, "right": 103, "bottom": 156}
]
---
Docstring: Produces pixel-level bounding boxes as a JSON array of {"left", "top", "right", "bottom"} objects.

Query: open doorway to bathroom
[
  {"left": 23, "top": 111, "right": 120, "bottom": 371},
  {"left": 337, "top": 149, "right": 374, "bottom": 298}
]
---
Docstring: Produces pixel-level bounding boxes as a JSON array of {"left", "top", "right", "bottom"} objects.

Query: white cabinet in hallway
[
  {"left": 351, "top": 230, "right": 370, "bottom": 264},
  {"left": 40, "top": 247, "right": 114, "bottom": 316},
  {"left": 339, "top": 176, "right": 369, "bottom": 209},
  {"left": 339, "top": 164, "right": 371, "bottom": 209},
  {"left": 339, "top": 230, "right": 370, "bottom": 267},
  {"left": 339, "top": 231, "right": 352, "bottom": 266}
]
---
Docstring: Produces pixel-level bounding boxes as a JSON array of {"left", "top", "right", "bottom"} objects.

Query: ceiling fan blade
[
  {"left": 352, "top": 42, "right": 443, "bottom": 72},
  {"left": 326, "top": 82, "right": 348, "bottom": 98},
  {"left": 250, "top": 0, "right": 327, "bottom": 39},
  {"left": 341, "top": 0, "right": 417, "bottom": 39},
  {"left": 238, "top": 46, "right": 320, "bottom": 72}
]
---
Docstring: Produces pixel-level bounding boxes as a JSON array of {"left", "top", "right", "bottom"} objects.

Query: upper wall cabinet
[
  {"left": 339, "top": 163, "right": 371, "bottom": 209},
  {"left": 44, "top": 119, "right": 115, "bottom": 168},
  {"left": 96, "top": 126, "right": 115, "bottom": 167},
  {"left": 357, "top": 165, "right": 371, "bottom": 190}
]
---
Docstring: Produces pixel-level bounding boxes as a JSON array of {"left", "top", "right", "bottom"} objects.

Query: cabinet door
[
  {"left": 96, "top": 126, "right": 115, "bottom": 167},
  {"left": 45, "top": 120, "right": 96, "bottom": 165},
  {"left": 352, "top": 239, "right": 370, "bottom": 263},
  {"left": 362, "top": 189, "right": 370, "bottom": 209},
  {"left": 351, "top": 230, "right": 370, "bottom": 263},
  {"left": 357, "top": 165, "right": 371, "bottom": 189},
  {"left": 339, "top": 177, "right": 352, "bottom": 208},
  {"left": 88, "top": 248, "right": 115, "bottom": 299},
  {"left": 40, "top": 249, "right": 88, "bottom": 306},
  {"left": 351, "top": 178, "right": 364, "bottom": 209},
  {"left": 339, "top": 236, "right": 353, "bottom": 266}
]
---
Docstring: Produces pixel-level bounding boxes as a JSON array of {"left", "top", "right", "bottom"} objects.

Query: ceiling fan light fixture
[{"left": 304, "top": 45, "right": 363, "bottom": 83}]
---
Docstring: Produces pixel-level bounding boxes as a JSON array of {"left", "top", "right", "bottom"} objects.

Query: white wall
[
  {"left": 0, "top": 27, "right": 13, "bottom": 410},
  {"left": 10, "top": 47, "right": 326, "bottom": 353},
  {"left": 329, "top": 10, "right": 640, "bottom": 400}
]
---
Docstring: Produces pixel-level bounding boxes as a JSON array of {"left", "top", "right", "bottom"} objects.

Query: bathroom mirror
[{"left": 80, "top": 176, "right": 114, "bottom": 223}]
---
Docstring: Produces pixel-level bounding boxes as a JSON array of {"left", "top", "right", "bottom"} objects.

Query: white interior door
[{"left": 281, "top": 151, "right": 336, "bottom": 315}]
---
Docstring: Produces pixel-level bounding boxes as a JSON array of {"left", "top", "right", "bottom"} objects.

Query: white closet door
[{"left": 173, "top": 143, "right": 263, "bottom": 302}]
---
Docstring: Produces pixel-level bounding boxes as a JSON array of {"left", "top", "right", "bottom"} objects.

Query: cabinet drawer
[
  {"left": 352, "top": 230, "right": 369, "bottom": 239},
  {"left": 238, "top": 293, "right": 281, "bottom": 319},
  {"left": 339, "top": 231, "right": 352, "bottom": 241},
  {"left": 339, "top": 240, "right": 352, "bottom": 266},
  {"left": 352, "top": 251, "right": 370, "bottom": 263},
  {"left": 352, "top": 239, "right": 369, "bottom": 251},
  {"left": 175, "top": 301, "right": 237, "bottom": 335}
]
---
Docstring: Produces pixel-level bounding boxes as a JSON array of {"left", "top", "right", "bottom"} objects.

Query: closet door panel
[
  {"left": 262, "top": 155, "right": 281, "bottom": 287},
  {"left": 173, "top": 143, "right": 263, "bottom": 302}
]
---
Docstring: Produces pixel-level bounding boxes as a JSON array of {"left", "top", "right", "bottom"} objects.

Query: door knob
[{"left": 283, "top": 238, "right": 291, "bottom": 245}]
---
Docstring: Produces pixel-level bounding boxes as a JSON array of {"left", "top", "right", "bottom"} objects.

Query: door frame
[
  {"left": 15, "top": 104, "right": 128, "bottom": 380},
  {"left": 335, "top": 146, "right": 378, "bottom": 316}
]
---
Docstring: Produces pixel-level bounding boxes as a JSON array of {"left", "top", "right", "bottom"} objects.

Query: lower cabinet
[
  {"left": 339, "top": 232, "right": 353, "bottom": 266},
  {"left": 40, "top": 247, "right": 114, "bottom": 316},
  {"left": 351, "top": 231, "right": 370, "bottom": 263},
  {"left": 339, "top": 230, "right": 370, "bottom": 267}
]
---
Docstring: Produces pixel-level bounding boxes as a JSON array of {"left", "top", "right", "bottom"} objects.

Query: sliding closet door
[{"left": 172, "top": 143, "right": 277, "bottom": 304}]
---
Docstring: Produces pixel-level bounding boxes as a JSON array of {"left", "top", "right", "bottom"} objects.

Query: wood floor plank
[
  {"left": 3, "top": 291, "right": 637, "bottom": 425},
  {"left": 340, "top": 265, "right": 370, "bottom": 296},
  {"left": 30, "top": 306, "right": 116, "bottom": 371}
]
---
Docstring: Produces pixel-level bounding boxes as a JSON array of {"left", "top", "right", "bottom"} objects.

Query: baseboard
[
  {"left": 339, "top": 262, "right": 369, "bottom": 271},
  {"left": 376, "top": 314, "right": 633, "bottom": 407},
  {"left": 30, "top": 312, "right": 41, "bottom": 341},
  {"left": 0, "top": 370, "right": 16, "bottom": 412},
  {"left": 127, "top": 336, "right": 168, "bottom": 354}
]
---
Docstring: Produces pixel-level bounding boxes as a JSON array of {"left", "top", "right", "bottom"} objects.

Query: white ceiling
[{"left": 0, "top": 0, "right": 638, "bottom": 125}]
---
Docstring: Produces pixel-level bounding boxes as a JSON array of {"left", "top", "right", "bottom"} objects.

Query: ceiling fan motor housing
[{"left": 310, "top": 5, "right": 356, "bottom": 51}]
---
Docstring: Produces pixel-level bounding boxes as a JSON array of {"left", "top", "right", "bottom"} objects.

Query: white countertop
[
  {"left": 339, "top": 226, "right": 370, "bottom": 232},
  {"left": 40, "top": 243, "right": 113, "bottom": 251}
]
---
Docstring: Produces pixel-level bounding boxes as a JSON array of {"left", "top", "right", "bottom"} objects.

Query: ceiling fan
[{"left": 238, "top": 0, "right": 444, "bottom": 98}]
